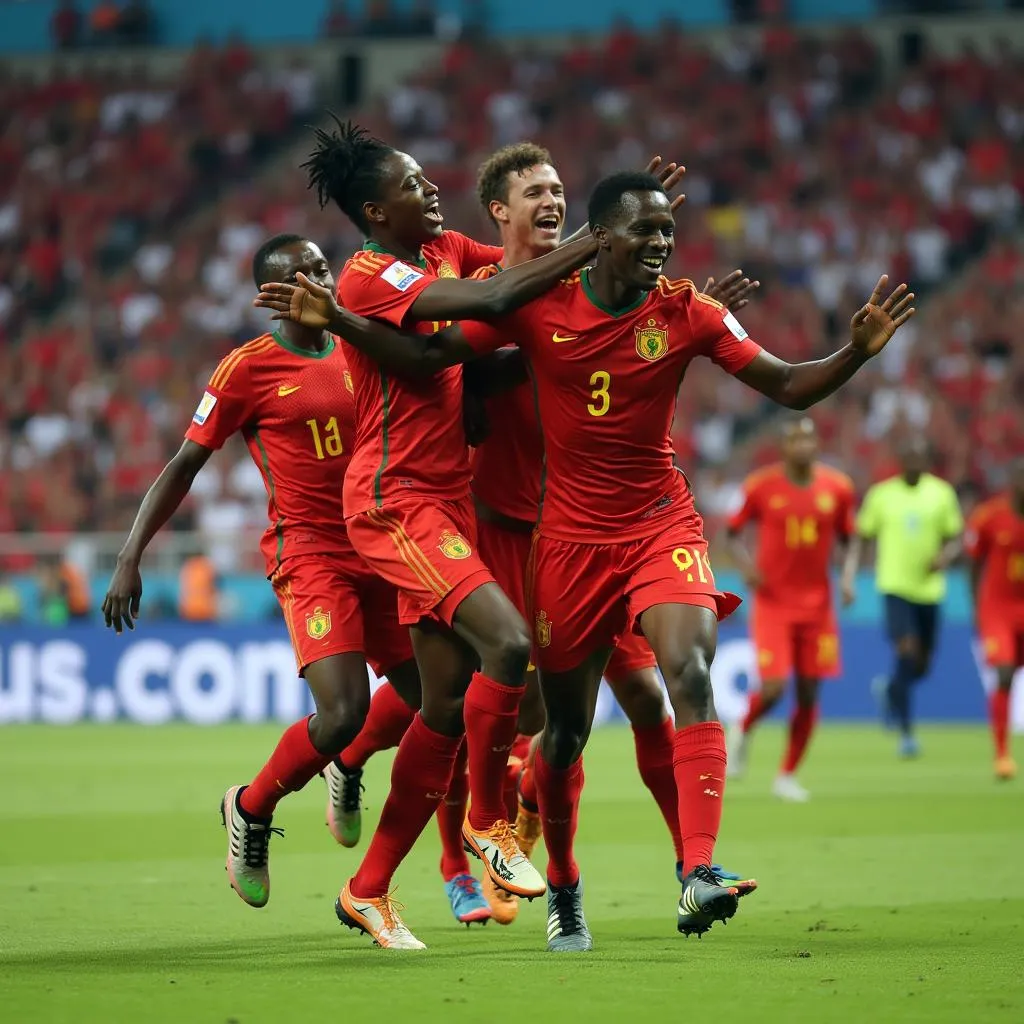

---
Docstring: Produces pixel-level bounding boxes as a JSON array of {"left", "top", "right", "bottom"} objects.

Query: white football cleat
[
  {"left": 336, "top": 885, "right": 426, "bottom": 949},
  {"left": 771, "top": 773, "right": 810, "bottom": 802},
  {"left": 726, "top": 723, "right": 749, "bottom": 779}
]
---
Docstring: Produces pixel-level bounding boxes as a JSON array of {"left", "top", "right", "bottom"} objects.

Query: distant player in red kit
[
  {"left": 966, "top": 457, "right": 1024, "bottom": 781},
  {"left": 263, "top": 171, "right": 916, "bottom": 950},
  {"left": 101, "top": 235, "right": 423, "bottom": 910},
  {"left": 725, "top": 417, "right": 855, "bottom": 801}
]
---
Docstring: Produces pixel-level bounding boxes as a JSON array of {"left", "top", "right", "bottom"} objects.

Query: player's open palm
[
  {"left": 102, "top": 562, "right": 143, "bottom": 634},
  {"left": 849, "top": 275, "right": 916, "bottom": 358},
  {"left": 704, "top": 270, "right": 760, "bottom": 313},
  {"left": 644, "top": 155, "right": 686, "bottom": 212},
  {"left": 253, "top": 272, "right": 339, "bottom": 331}
]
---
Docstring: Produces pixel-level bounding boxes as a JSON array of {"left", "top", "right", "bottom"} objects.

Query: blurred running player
[
  {"left": 965, "top": 457, "right": 1024, "bottom": 780},
  {"left": 101, "top": 235, "right": 422, "bottom": 911},
  {"left": 468, "top": 143, "right": 753, "bottom": 921},
  {"left": 725, "top": 417, "right": 855, "bottom": 801},
  {"left": 266, "top": 172, "right": 916, "bottom": 949},
  {"left": 841, "top": 438, "right": 962, "bottom": 759}
]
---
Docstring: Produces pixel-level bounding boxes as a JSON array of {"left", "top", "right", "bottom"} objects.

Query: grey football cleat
[
  {"left": 546, "top": 876, "right": 593, "bottom": 952},
  {"left": 677, "top": 864, "right": 757, "bottom": 937}
]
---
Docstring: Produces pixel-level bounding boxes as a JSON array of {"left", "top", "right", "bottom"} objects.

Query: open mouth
[
  {"left": 424, "top": 199, "right": 444, "bottom": 224},
  {"left": 639, "top": 254, "right": 666, "bottom": 275},
  {"left": 534, "top": 214, "right": 561, "bottom": 237}
]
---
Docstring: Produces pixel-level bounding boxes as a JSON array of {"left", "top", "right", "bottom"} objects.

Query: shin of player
[
  {"left": 966, "top": 457, "right": 1024, "bottom": 781},
  {"left": 725, "top": 417, "right": 855, "bottom": 801}
]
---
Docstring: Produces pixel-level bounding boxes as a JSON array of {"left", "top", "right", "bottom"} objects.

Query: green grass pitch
[{"left": 2, "top": 723, "right": 1022, "bottom": 1023}]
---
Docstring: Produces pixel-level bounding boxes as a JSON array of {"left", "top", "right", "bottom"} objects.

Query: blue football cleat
[
  {"left": 677, "top": 861, "right": 742, "bottom": 883},
  {"left": 898, "top": 735, "right": 921, "bottom": 760},
  {"left": 444, "top": 873, "right": 491, "bottom": 926}
]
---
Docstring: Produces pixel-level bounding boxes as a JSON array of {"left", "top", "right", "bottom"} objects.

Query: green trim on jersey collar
[
  {"left": 580, "top": 267, "right": 649, "bottom": 318},
  {"left": 363, "top": 239, "right": 428, "bottom": 270},
  {"left": 271, "top": 331, "right": 335, "bottom": 359}
]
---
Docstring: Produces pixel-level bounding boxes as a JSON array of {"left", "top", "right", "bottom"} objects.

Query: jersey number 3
[
  {"left": 307, "top": 417, "right": 343, "bottom": 460},
  {"left": 588, "top": 370, "right": 611, "bottom": 417}
]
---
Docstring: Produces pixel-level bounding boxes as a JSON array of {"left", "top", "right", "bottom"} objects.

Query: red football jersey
[
  {"left": 185, "top": 331, "right": 354, "bottom": 576},
  {"left": 461, "top": 271, "right": 762, "bottom": 542},
  {"left": 467, "top": 263, "right": 543, "bottom": 523},
  {"left": 727, "top": 463, "right": 855, "bottom": 612},
  {"left": 966, "top": 495, "right": 1024, "bottom": 610},
  {"left": 336, "top": 232, "right": 504, "bottom": 516}
]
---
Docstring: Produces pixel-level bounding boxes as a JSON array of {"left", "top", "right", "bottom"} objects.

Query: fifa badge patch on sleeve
[
  {"left": 723, "top": 311, "right": 748, "bottom": 340},
  {"left": 192, "top": 391, "right": 217, "bottom": 426},
  {"left": 381, "top": 261, "right": 424, "bottom": 292}
]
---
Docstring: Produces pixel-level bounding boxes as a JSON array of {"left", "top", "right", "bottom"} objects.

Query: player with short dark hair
[
  {"left": 468, "top": 142, "right": 752, "bottom": 923},
  {"left": 965, "top": 457, "right": 1024, "bottom": 781},
  {"left": 841, "top": 438, "right": 963, "bottom": 759},
  {"left": 102, "top": 235, "right": 424, "bottom": 916},
  {"left": 258, "top": 171, "right": 915, "bottom": 950},
  {"left": 296, "top": 118, "right": 608, "bottom": 949},
  {"left": 725, "top": 416, "right": 856, "bottom": 801}
]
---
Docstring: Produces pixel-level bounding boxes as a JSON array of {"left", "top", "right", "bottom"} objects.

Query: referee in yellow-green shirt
[{"left": 841, "top": 438, "right": 963, "bottom": 758}]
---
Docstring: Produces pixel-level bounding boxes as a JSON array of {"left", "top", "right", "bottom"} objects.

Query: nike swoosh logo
[
  {"left": 551, "top": 331, "right": 580, "bottom": 343},
  {"left": 699, "top": 773, "right": 722, "bottom": 781},
  {"left": 277, "top": 385, "right": 301, "bottom": 396}
]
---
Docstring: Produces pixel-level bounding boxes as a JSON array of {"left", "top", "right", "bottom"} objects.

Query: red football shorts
[
  {"left": 476, "top": 515, "right": 532, "bottom": 618},
  {"left": 346, "top": 494, "right": 495, "bottom": 627},
  {"left": 606, "top": 629, "right": 658, "bottom": 679},
  {"left": 270, "top": 552, "right": 412, "bottom": 676},
  {"left": 750, "top": 599, "right": 841, "bottom": 681},
  {"left": 978, "top": 605, "right": 1024, "bottom": 667},
  {"left": 526, "top": 523, "right": 740, "bottom": 673}
]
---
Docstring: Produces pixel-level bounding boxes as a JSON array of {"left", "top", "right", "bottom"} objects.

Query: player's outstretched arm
[
  {"left": 102, "top": 441, "right": 212, "bottom": 634},
  {"left": 254, "top": 273, "right": 497, "bottom": 377},
  {"left": 724, "top": 524, "right": 763, "bottom": 592},
  {"left": 734, "top": 275, "right": 915, "bottom": 409}
]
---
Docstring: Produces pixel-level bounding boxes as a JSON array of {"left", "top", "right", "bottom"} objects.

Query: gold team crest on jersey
[
  {"left": 816, "top": 493, "right": 836, "bottom": 513},
  {"left": 635, "top": 319, "right": 669, "bottom": 362},
  {"left": 343, "top": 370, "right": 354, "bottom": 394},
  {"left": 769, "top": 495, "right": 788, "bottom": 509},
  {"left": 758, "top": 649, "right": 774, "bottom": 668},
  {"left": 306, "top": 606, "right": 332, "bottom": 640},
  {"left": 535, "top": 610, "right": 552, "bottom": 648},
  {"left": 437, "top": 260, "right": 457, "bottom": 280},
  {"left": 438, "top": 531, "right": 471, "bottom": 559}
]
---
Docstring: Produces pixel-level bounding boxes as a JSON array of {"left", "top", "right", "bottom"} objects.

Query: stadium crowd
[{"left": 1, "top": 23, "right": 1022, "bottom": 568}]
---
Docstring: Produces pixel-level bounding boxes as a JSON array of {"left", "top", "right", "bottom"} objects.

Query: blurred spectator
[
  {"left": 90, "top": 0, "right": 122, "bottom": 45},
  {"left": 51, "top": 0, "right": 83, "bottom": 50},
  {"left": 36, "top": 555, "right": 90, "bottom": 624},
  {"left": 178, "top": 551, "right": 219, "bottom": 622},
  {"left": 0, "top": 573, "right": 23, "bottom": 623},
  {"left": 119, "top": 0, "right": 155, "bottom": 46},
  {"left": 324, "top": 0, "right": 352, "bottom": 37}
]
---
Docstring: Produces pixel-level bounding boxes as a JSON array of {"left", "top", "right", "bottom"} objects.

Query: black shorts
[{"left": 884, "top": 595, "right": 940, "bottom": 654}]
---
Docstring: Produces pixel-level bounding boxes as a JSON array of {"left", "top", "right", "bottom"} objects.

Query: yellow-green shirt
[{"left": 856, "top": 473, "right": 963, "bottom": 604}]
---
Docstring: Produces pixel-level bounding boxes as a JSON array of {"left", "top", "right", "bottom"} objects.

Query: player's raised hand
[
  {"left": 102, "top": 560, "right": 143, "bottom": 634},
  {"left": 849, "top": 275, "right": 916, "bottom": 358},
  {"left": 645, "top": 155, "right": 686, "bottom": 213},
  {"left": 253, "top": 272, "right": 340, "bottom": 330},
  {"left": 704, "top": 270, "right": 760, "bottom": 313}
]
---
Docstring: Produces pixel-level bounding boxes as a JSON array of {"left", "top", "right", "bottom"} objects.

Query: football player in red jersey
[
  {"left": 966, "top": 457, "right": 1024, "bottom": 781},
  {"left": 467, "top": 143, "right": 754, "bottom": 923},
  {"left": 724, "top": 417, "right": 856, "bottom": 801},
  {"left": 257, "top": 171, "right": 915, "bottom": 949},
  {"left": 101, "top": 235, "right": 427, "bottom": 917}
]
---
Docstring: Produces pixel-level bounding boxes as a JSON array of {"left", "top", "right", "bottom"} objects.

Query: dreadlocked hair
[{"left": 302, "top": 114, "right": 395, "bottom": 233}]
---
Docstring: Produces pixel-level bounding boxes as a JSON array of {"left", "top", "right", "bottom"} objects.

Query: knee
[
  {"left": 312, "top": 694, "right": 371, "bottom": 753},
  {"left": 421, "top": 691, "right": 466, "bottom": 736},
  {"left": 614, "top": 677, "right": 666, "bottom": 728},
  {"left": 543, "top": 712, "right": 590, "bottom": 768},
  {"left": 663, "top": 647, "right": 713, "bottom": 717},
  {"left": 484, "top": 622, "right": 531, "bottom": 684},
  {"left": 795, "top": 680, "right": 819, "bottom": 709}
]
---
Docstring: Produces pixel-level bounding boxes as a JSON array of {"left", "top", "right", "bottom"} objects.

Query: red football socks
[
  {"left": 240, "top": 715, "right": 331, "bottom": 819},
  {"left": 518, "top": 735, "right": 540, "bottom": 811},
  {"left": 503, "top": 757, "right": 521, "bottom": 822},
  {"left": 436, "top": 739, "right": 471, "bottom": 881},
  {"left": 673, "top": 721, "right": 727, "bottom": 877},
  {"left": 633, "top": 718, "right": 685, "bottom": 861},
  {"left": 350, "top": 714, "right": 462, "bottom": 898},
  {"left": 781, "top": 703, "right": 819, "bottom": 774},
  {"left": 510, "top": 732, "right": 533, "bottom": 763},
  {"left": 339, "top": 681, "right": 416, "bottom": 771},
  {"left": 989, "top": 689, "right": 1010, "bottom": 759},
  {"left": 534, "top": 750, "right": 584, "bottom": 888},
  {"left": 464, "top": 672, "right": 523, "bottom": 831},
  {"left": 742, "top": 691, "right": 769, "bottom": 733}
]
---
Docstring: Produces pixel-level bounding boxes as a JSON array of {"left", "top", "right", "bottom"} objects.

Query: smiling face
[
  {"left": 489, "top": 163, "right": 566, "bottom": 255},
  {"left": 363, "top": 150, "right": 443, "bottom": 246},
  {"left": 592, "top": 190, "right": 675, "bottom": 291}
]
